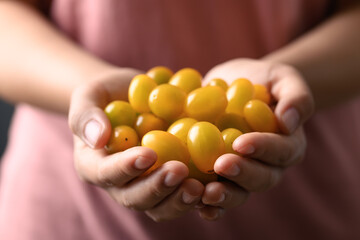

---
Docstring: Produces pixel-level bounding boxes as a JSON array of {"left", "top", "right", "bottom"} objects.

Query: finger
[
  {"left": 74, "top": 140, "right": 156, "bottom": 186},
  {"left": 198, "top": 206, "right": 225, "bottom": 221},
  {"left": 68, "top": 69, "right": 142, "bottom": 148},
  {"left": 232, "top": 128, "right": 306, "bottom": 167},
  {"left": 108, "top": 161, "right": 189, "bottom": 211},
  {"left": 214, "top": 154, "right": 283, "bottom": 192},
  {"left": 271, "top": 64, "right": 315, "bottom": 134},
  {"left": 145, "top": 178, "right": 204, "bottom": 222},
  {"left": 201, "top": 181, "right": 249, "bottom": 208},
  {"left": 69, "top": 81, "right": 113, "bottom": 148},
  {"left": 97, "top": 146, "right": 157, "bottom": 187}
]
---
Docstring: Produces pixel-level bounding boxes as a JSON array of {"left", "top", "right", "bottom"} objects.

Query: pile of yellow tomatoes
[{"left": 104, "top": 66, "right": 278, "bottom": 183}]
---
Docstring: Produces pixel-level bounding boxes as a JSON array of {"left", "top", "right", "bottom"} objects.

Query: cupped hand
[
  {"left": 68, "top": 68, "right": 204, "bottom": 222},
  {"left": 198, "top": 58, "right": 314, "bottom": 221}
]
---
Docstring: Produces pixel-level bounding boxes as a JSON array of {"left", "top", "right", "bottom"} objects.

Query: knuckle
[
  {"left": 116, "top": 191, "right": 149, "bottom": 211},
  {"left": 146, "top": 213, "right": 166, "bottom": 223},
  {"left": 260, "top": 169, "right": 281, "bottom": 192},
  {"left": 97, "top": 165, "right": 114, "bottom": 187},
  {"left": 278, "top": 146, "right": 293, "bottom": 167},
  {"left": 148, "top": 183, "right": 165, "bottom": 200},
  {"left": 120, "top": 195, "right": 139, "bottom": 210},
  {"left": 239, "top": 191, "right": 250, "bottom": 205}
]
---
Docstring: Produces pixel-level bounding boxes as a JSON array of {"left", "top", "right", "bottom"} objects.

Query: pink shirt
[{"left": 1, "top": 1, "right": 360, "bottom": 239}]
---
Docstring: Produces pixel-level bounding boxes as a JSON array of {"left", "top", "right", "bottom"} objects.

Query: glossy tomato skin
[
  {"left": 106, "top": 125, "right": 139, "bottom": 153},
  {"left": 222, "top": 128, "right": 243, "bottom": 154},
  {"left": 128, "top": 74, "right": 157, "bottom": 113},
  {"left": 167, "top": 117, "right": 197, "bottom": 145},
  {"left": 147, "top": 66, "right": 173, "bottom": 85},
  {"left": 244, "top": 99, "right": 278, "bottom": 133},
  {"left": 185, "top": 86, "right": 227, "bottom": 122},
  {"left": 253, "top": 84, "right": 271, "bottom": 104},
  {"left": 135, "top": 113, "right": 168, "bottom": 139},
  {"left": 187, "top": 122, "right": 225, "bottom": 174},
  {"left": 207, "top": 78, "right": 228, "bottom": 91},
  {"left": 141, "top": 130, "right": 190, "bottom": 174},
  {"left": 148, "top": 84, "right": 187, "bottom": 122},
  {"left": 215, "top": 112, "right": 252, "bottom": 133},
  {"left": 169, "top": 68, "right": 202, "bottom": 94},
  {"left": 226, "top": 78, "right": 254, "bottom": 116},
  {"left": 104, "top": 100, "right": 137, "bottom": 128}
]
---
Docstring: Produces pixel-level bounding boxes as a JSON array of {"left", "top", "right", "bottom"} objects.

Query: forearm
[
  {"left": 264, "top": 4, "right": 360, "bottom": 109},
  {"left": 0, "top": 1, "right": 116, "bottom": 113}
]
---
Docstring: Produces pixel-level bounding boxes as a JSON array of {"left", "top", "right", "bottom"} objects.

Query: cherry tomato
[
  {"left": 215, "top": 112, "right": 252, "bottom": 133},
  {"left": 106, "top": 125, "right": 139, "bottom": 153},
  {"left": 187, "top": 122, "right": 225, "bottom": 174},
  {"left": 141, "top": 130, "right": 190, "bottom": 174},
  {"left": 186, "top": 86, "right": 227, "bottom": 122},
  {"left": 226, "top": 78, "right": 254, "bottom": 116},
  {"left": 207, "top": 78, "right": 228, "bottom": 91},
  {"left": 167, "top": 117, "right": 197, "bottom": 145},
  {"left": 169, "top": 68, "right": 202, "bottom": 93},
  {"left": 188, "top": 159, "right": 218, "bottom": 184},
  {"left": 128, "top": 74, "right": 157, "bottom": 113},
  {"left": 146, "top": 66, "right": 173, "bottom": 85},
  {"left": 135, "top": 113, "right": 168, "bottom": 139},
  {"left": 253, "top": 84, "right": 271, "bottom": 104},
  {"left": 221, "top": 128, "right": 243, "bottom": 154},
  {"left": 244, "top": 99, "right": 278, "bottom": 133},
  {"left": 148, "top": 84, "right": 187, "bottom": 122},
  {"left": 104, "top": 100, "right": 137, "bottom": 128}
]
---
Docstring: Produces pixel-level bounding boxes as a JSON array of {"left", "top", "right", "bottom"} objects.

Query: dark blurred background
[{"left": 0, "top": 100, "right": 14, "bottom": 160}]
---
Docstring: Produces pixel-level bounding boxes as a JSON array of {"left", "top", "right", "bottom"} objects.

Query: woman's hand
[
  {"left": 68, "top": 68, "right": 204, "bottom": 222},
  {"left": 197, "top": 58, "right": 314, "bottom": 221}
]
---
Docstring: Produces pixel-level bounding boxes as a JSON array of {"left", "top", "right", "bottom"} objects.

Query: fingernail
[
  {"left": 182, "top": 192, "right": 198, "bottom": 204},
  {"left": 281, "top": 108, "right": 299, "bottom": 133},
  {"left": 84, "top": 120, "right": 101, "bottom": 148},
  {"left": 164, "top": 172, "right": 183, "bottom": 187},
  {"left": 223, "top": 163, "right": 240, "bottom": 177},
  {"left": 134, "top": 156, "right": 155, "bottom": 170},
  {"left": 217, "top": 193, "right": 225, "bottom": 203},
  {"left": 235, "top": 144, "right": 255, "bottom": 155}
]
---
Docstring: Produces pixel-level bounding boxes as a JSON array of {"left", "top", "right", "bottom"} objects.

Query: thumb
[
  {"left": 271, "top": 65, "right": 315, "bottom": 134},
  {"left": 68, "top": 81, "right": 112, "bottom": 148}
]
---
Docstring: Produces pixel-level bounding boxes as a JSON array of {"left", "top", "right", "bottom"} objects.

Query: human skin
[{"left": 0, "top": 1, "right": 359, "bottom": 221}]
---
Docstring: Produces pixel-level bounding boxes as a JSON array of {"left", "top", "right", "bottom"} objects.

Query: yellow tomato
[
  {"left": 169, "top": 68, "right": 202, "bottom": 93},
  {"left": 253, "top": 84, "right": 271, "bottom": 104},
  {"left": 128, "top": 74, "right": 157, "bottom": 113},
  {"left": 104, "top": 100, "right": 137, "bottom": 128},
  {"left": 141, "top": 130, "right": 190, "bottom": 174},
  {"left": 185, "top": 86, "right": 228, "bottom": 122},
  {"left": 226, "top": 78, "right": 254, "bottom": 116},
  {"left": 243, "top": 99, "right": 278, "bottom": 133},
  {"left": 188, "top": 159, "right": 218, "bottom": 184},
  {"left": 106, "top": 125, "right": 139, "bottom": 153},
  {"left": 146, "top": 66, "right": 173, "bottom": 85},
  {"left": 187, "top": 122, "right": 225, "bottom": 174},
  {"left": 135, "top": 113, "right": 168, "bottom": 139},
  {"left": 207, "top": 78, "right": 228, "bottom": 91},
  {"left": 148, "top": 84, "right": 187, "bottom": 122},
  {"left": 167, "top": 117, "right": 197, "bottom": 145},
  {"left": 215, "top": 112, "right": 252, "bottom": 133},
  {"left": 221, "top": 128, "right": 243, "bottom": 154}
]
